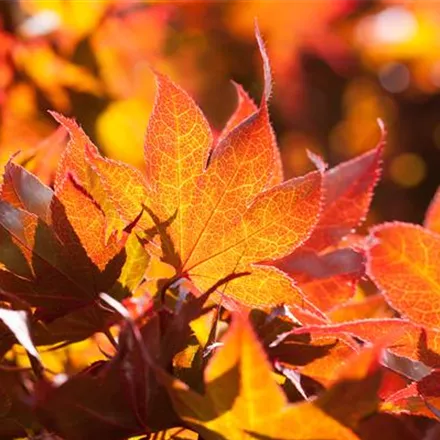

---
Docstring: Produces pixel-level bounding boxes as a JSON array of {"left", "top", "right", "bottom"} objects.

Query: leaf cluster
[{"left": 0, "top": 26, "right": 439, "bottom": 440}]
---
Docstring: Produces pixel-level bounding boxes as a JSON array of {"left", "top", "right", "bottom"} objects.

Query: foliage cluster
[{"left": 0, "top": 21, "right": 439, "bottom": 440}]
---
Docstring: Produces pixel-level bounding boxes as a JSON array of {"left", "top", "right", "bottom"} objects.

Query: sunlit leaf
[
  {"left": 53, "top": 112, "right": 152, "bottom": 236},
  {"left": 329, "top": 294, "right": 394, "bottom": 323},
  {"left": 53, "top": 173, "right": 125, "bottom": 271},
  {"left": 164, "top": 314, "right": 359, "bottom": 439},
  {"left": 84, "top": 25, "right": 323, "bottom": 312},
  {"left": 217, "top": 82, "right": 283, "bottom": 186},
  {"left": 367, "top": 222, "right": 440, "bottom": 330}
]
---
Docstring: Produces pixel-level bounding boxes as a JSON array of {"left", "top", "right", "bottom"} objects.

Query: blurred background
[{"left": 0, "top": 0, "right": 439, "bottom": 226}]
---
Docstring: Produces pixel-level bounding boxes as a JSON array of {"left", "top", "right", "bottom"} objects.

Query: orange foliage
[{"left": 0, "top": 2, "right": 439, "bottom": 439}]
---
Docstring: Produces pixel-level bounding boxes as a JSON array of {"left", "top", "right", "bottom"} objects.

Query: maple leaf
[
  {"left": 0, "top": 160, "right": 148, "bottom": 346},
  {"left": 215, "top": 81, "right": 284, "bottom": 188},
  {"left": 51, "top": 111, "right": 152, "bottom": 235},
  {"left": 51, "top": 112, "right": 151, "bottom": 294},
  {"left": 271, "top": 126, "right": 384, "bottom": 314},
  {"left": 297, "top": 124, "right": 385, "bottom": 253},
  {"left": 276, "top": 248, "right": 365, "bottom": 312},
  {"left": 56, "top": 25, "right": 323, "bottom": 314},
  {"left": 367, "top": 222, "right": 440, "bottom": 330}
]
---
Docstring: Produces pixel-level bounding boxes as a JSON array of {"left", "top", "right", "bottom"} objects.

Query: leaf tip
[
  {"left": 376, "top": 118, "right": 387, "bottom": 151},
  {"left": 306, "top": 149, "right": 328, "bottom": 173},
  {"left": 48, "top": 110, "right": 68, "bottom": 125},
  {"left": 254, "top": 19, "right": 272, "bottom": 102}
]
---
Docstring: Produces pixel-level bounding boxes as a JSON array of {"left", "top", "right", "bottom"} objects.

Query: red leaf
[
  {"left": 303, "top": 131, "right": 384, "bottom": 252},
  {"left": 52, "top": 112, "right": 150, "bottom": 233},
  {"left": 276, "top": 248, "right": 365, "bottom": 312},
  {"left": 382, "top": 372, "right": 440, "bottom": 420},
  {"left": 293, "top": 318, "right": 440, "bottom": 368}
]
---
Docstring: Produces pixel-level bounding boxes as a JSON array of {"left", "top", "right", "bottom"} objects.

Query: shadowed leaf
[
  {"left": 276, "top": 248, "right": 365, "bottom": 312},
  {"left": 1, "top": 160, "right": 53, "bottom": 223}
]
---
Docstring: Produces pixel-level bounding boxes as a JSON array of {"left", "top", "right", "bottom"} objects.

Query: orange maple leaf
[
  {"left": 367, "top": 222, "right": 440, "bottom": 330},
  {"left": 271, "top": 123, "right": 384, "bottom": 315},
  {"left": 56, "top": 26, "right": 323, "bottom": 314}
]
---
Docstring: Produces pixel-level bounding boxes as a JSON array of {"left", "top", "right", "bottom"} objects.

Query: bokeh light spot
[
  {"left": 19, "top": 10, "right": 61, "bottom": 37},
  {"left": 373, "top": 6, "right": 418, "bottom": 45},
  {"left": 379, "top": 62, "right": 410, "bottom": 93},
  {"left": 389, "top": 153, "right": 426, "bottom": 187}
]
